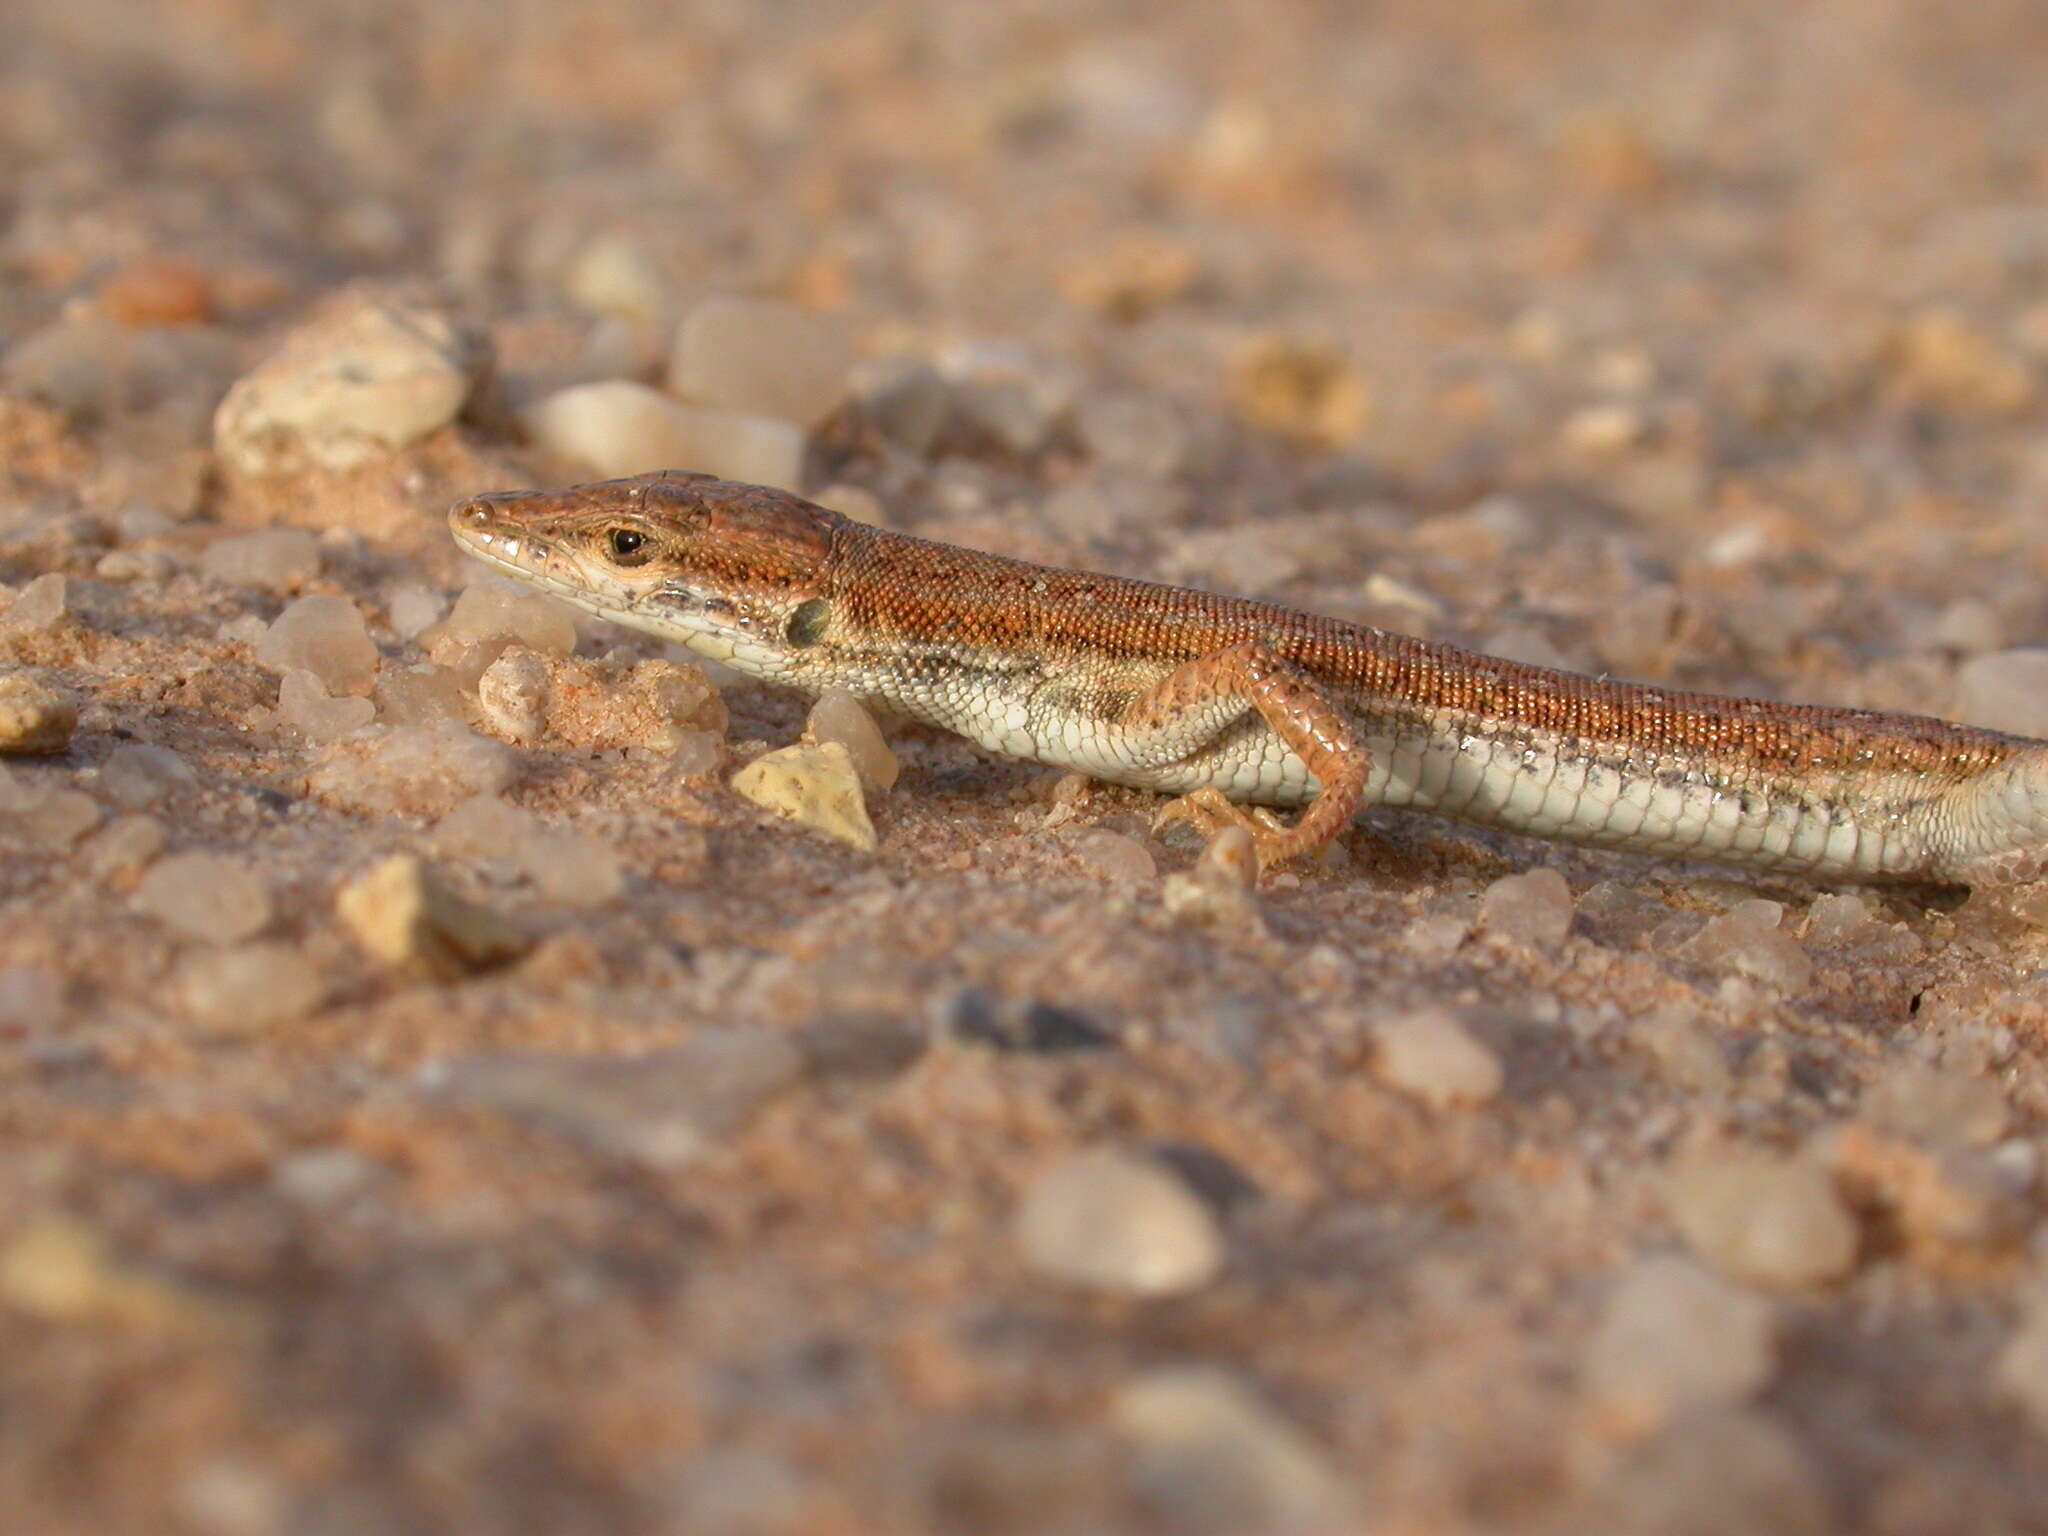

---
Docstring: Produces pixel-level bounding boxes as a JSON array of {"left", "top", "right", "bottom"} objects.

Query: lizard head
[{"left": 449, "top": 471, "right": 843, "bottom": 673}]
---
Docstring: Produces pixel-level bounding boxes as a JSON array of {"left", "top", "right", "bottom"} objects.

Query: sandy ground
[{"left": 5, "top": 1, "right": 2048, "bottom": 1531}]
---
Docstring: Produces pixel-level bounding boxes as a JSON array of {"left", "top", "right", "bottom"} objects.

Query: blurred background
[{"left": 5, "top": 2, "right": 2048, "bottom": 1532}]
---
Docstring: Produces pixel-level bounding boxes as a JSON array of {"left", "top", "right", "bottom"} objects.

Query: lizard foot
[{"left": 1155, "top": 789, "right": 1296, "bottom": 870}]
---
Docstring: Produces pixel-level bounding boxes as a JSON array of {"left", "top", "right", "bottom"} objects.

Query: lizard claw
[{"left": 1155, "top": 789, "right": 1295, "bottom": 870}]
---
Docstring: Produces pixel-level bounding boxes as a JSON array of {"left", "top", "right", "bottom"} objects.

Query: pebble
[
  {"left": 1197, "top": 824, "right": 1260, "bottom": 891},
  {"left": 99, "top": 743, "right": 195, "bottom": 808},
  {"left": 1666, "top": 1144, "right": 1858, "bottom": 1288},
  {"left": 428, "top": 582, "right": 578, "bottom": 658},
  {"left": 804, "top": 690, "right": 898, "bottom": 790},
  {"left": 174, "top": 942, "right": 326, "bottom": 1033},
  {"left": 8, "top": 790, "right": 101, "bottom": 849},
  {"left": 527, "top": 380, "right": 804, "bottom": 487},
  {"left": 199, "top": 528, "right": 321, "bottom": 590},
  {"left": 564, "top": 232, "right": 667, "bottom": 321},
  {"left": 667, "top": 296, "right": 853, "bottom": 429},
  {"left": 528, "top": 828, "right": 625, "bottom": 909},
  {"left": 83, "top": 815, "right": 166, "bottom": 885},
  {"left": 1801, "top": 891, "right": 1870, "bottom": 945},
  {"left": 430, "top": 1030, "right": 804, "bottom": 1168},
  {"left": 1114, "top": 1366, "right": 1358, "bottom": 1534},
  {"left": 0, "top": 672, "right": 77, "bottom": 755},
  {"left": 336, "top": 854, "right": 528, "bottom": 978},
  {"left": 730, "top": 740, "right": 877, "bottom": 852},
  {"left": 1230, "top": 334, "right": 1372, "bottom": 449},
  {"left": 1586, "top": 1256, "right": 1776, "bottom": 1430},
  {"left": 1371, "top": 1006, "right": 1504, "bottom": 1109},
  {"left": 1075, "top": 390, "right": 1189, "bottom": 477},
  {"left": 98, "top": 257, "right": 213, "bottom": 327},
  {"left": 1632, "top": 1006, "right": 1733, "bottom": 1095},
  {"left": 276, "top": 669, "right": 377, "bottom": 744},
  {"left": 1954, "top": 648, "right": 2048, "bottom": 736},
  {"left": 0, "top": 1215, "right": 218, "bottom": 1335},
  {"left": 386, "top": 584, "right": 446, "bottom": 640},
  {"left": 796, "top": 1011, "right": 930, "bottom": 1081},
  {"left": 254, "top": 595, "right": 380, "bottom": 695},
  {"left": 3, "top": 574, "right": 70, "bottom": 634},
  {"left": 372, "top": 664, "right": 469, "bottom": 726},
  {"left": 213, "top": 284, "right": 490, "bottom": 475},
  {"left": 1480, "top": 867, "right": 1574, "bottom": 949},
  {"left": 1680, "top": 910, "right": 1814, "bottom": 992},
  {"left": 1600, "top": 1409, "right": 1831, "bottom": 1536},
  {"left": 134, "top": 853, "right": 273, "bottom": 943},
  {"left": 475, "top": 648, "right": 550, "bottom": 743},
  {"left": 854, "top": 359, "right": 953, "bottom": 456},
  {"left": 1069, "top": 827, "right": 1157, "bottom": 884},
  {"left": 310, "top": 724, "right": 517, "bottom": 818},
  {"left": 1563, "top": 401, "right": 1648, "bottom": 454},
  {"left": 1015, "top": 1146, "right": 1223, "bottom": 1297},
  {"left": 943, "top": 343, "right": 1079, "bottom": 454},
  {"left": 1996, "top": 1288, "right": 2048, "bottom": 1434}
]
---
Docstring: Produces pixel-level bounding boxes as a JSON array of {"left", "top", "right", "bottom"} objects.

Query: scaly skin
[{"left": 450, "top": 471, "right": 2048, "bottom": 885}]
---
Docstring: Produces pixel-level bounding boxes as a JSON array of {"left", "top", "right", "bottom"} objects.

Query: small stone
[
  {"left": 1230, "top": 335, "right": 1371, "bottom": 449},
  {"left": 276, "top": 670, "right": 377, "bottom": 744},
  {"left": 668, "top": 296, "right": 853, "bottom": 429},
  {"left": 1801, "top": 892, "right": 1870, "bottom": 945},
  {"left": 309, "top": 725, "right": 517, "bottom": 818},
  {"left": 8, "top": 790, "right": 100, "bottom": 849},
  {"left": 386, "top": 584, "right": 446, "bottom": 640},
  {"left": 0, "top": 673, "right": 77, "bottom": 754},
  {"left": 475, "top": 648, "right": 550, "bottom": 744},
  {"left": 564, "top": 232, "right": 667, "bottom": 321},
  {"left": 99, "top": 744, "right": 195, "bottom": 807},
  {"left": 1115, "top": 1367, "right": 1358, "bottom": 1535},
  {"left": 174, "top": 943, "right": 325, "bottom": 1033},
  {"left": 1863, "top": 1060, "right": 2009, "bottom": 1147},
  {"left": 1956, "top": 649, "right": 2048, "bottom": 736},
  {"left": 3, "top": 574, "right": 70, "bottom": 634},
  {"left": 528, "top": 381, "right": 804, "bottom": 487},
  {"left": 945, "top": 991, "right": 1115, "bottom": 1053},
  {"left": 1895, "top": 309, "right": 2036, "bottom": 415},
  {"left": 1667, "top": 1144, "right": 1858, "bottom": 1288},
  {"left": 134, "top": 852, "right": 271, "bottom": 942},
  {"left": 1563, "top": 401, "right": 1648, "bottom": 454},
  {"left": 199, "top": 528, "right": 321, "bottom": 590},
  {"left": 1069, "top": 827, "right": 1156, "bottom": 885},
  {"left": 1632, "top": 1006, "right": 1732, "bottom": 1095},
  {"left": 527, "top": 828, "right": 625, "bottom": 909},
  {"left": 1372, "top": 1006, "right": 1503, "bottom": 1109},
  {"left": 941, "top": 343, "right": 1079, "bottom": 455},
  {"left": 1197, "top": 825, "right": 1260, "bottom": 891},
  {"left": 427, "top": 582, "right": 578, "bottom": 658},
  {"left": 797, "top": 1012, "right": 928, "bottom": 1080},
  {"left": 83, "top": 815, "right": 165, "bottom": 885},
  {"left": 1480, "top": 867, "right": 1574, "bottom": 949},
  {"left": 854, "top": 359, "right": 954, "bottom": 456},
  {"left": 1016, "top": 1146, "right": 1222, "bottom": 1297},
  {"left": 98, "top": 257, "right": 214, "bottom": 327},
  {"left": 1586, "top": 1256, "right": 1776, "bottom": 1431},
  {"left": 1075, "top": 390, "right": 1189, "bottom": 477},
  {"left": 213, "top": 284, "right": 490, "bottom": 475},
  {"left": 1996, "top": 1289, "right": 2048, "bottom": 1434},
  {"left": 1681, "top": 910, "right": 1813, "bottom": 992},
  {"left": 337, "top": 854, "right": 527, "bottom": 978},
  {"left": 804, "top": 690, "right": 898, "bottom": 790},
  {"left": 0, "top": 1216, "right": 218, "bottom": 1335},
  {"left": 255, "top": 595, "right": 380, "bottom": 696},
  {"left": 430, "top": 1030, "right": 804, "bottom": 1168},
  {"left": 730, "top": 740, "right": 877, "bottom": 852}
]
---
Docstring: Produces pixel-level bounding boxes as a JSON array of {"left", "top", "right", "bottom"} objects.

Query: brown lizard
[{"left": 451, "top": 471, "right": 2048, "bottom": 886}]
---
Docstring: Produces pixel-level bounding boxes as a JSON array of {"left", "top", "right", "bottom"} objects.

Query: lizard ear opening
[{"left": 785, "top": 597, "right": 831, "bottom": 648}]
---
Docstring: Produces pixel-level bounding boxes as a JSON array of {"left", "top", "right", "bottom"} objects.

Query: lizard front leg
[{"left": 1111, "top": 641, "right": 1370, "bottom": 871}]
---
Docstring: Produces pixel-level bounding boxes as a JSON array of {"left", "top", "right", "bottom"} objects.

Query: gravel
[
  {"left": 1371, "top": 1006, "right": 1504, "bottom": 1108},
  {"left": 254, "top": 594, "right": 381, "bottom": 696},
  {"left": 1666, "top": 1144, "right": 1859, "bottom": 1289},
  {"left": 1015, "top": 1146, "right": 1224, "bottom": 1297}
]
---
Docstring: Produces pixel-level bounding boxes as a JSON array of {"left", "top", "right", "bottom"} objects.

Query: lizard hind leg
[{"left": 1117, "top": 641, "right": 1371, "bottom": 872}]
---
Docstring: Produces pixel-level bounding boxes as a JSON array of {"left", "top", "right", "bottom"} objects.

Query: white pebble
[
  {"left": 1667, "top": 1145, "right": 1857, "bottom": 1288},
  {"left": 432, "top": 583, "right": 577, "bottom": 657},
  {"left": 1480, "top": 867, "right": 1574, "bottom": 949},
  {"left": 1016, "top": 1147, "right": 1223, "bottom": 1297},
  {"left": 668, "top": 296, "right": 852, "bottom": 429},
  {"left": 175, "top": 943, "right": 325, "bottom": 1033},
  {"left": 134, "top": 852, "right": 272, "bottom": 943},
  {"left": 1585, "top": 1256, "right": 1776, "bottom": 1429},
  {"left": 255, "top": 595, "right": 380, "bottom": 696},
  {"left": 476, "top": 648, "right": 550, "bottom": 743},
  {"left": 1372, "top": 1007, "right": 1503, "bottom": 1109},
  {"left": 199, "top": 529, "right": 321, "bottom": 590},
  {"left": 386, "top": 584, "right": 447, "bottom": 640},
  {"left": 1681, "top": 911, "right": 1814, "bottom": 992},
  {"left": 277, "top": 669, "right": 377, "bottom": 744},
  {"left": 2, "top": 574, "right": 69, "bottom": 634},
  {"left": 528, "top": 380, "right": 804, "bottom": 487},
  {"left": 308, "top": 724, "right": 517, "bottom": 818},
  {"left": 1956, "top": 648, "right": 2048, "bottom": 737}
]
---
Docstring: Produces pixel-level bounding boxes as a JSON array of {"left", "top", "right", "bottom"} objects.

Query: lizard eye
[{"left": 607, "top": 528, "right": 649, "bottom": 563}]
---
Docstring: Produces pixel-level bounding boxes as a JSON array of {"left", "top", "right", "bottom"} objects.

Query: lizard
[{"left": 449, "top": 470, "right": 2048, "bottom": 887}]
